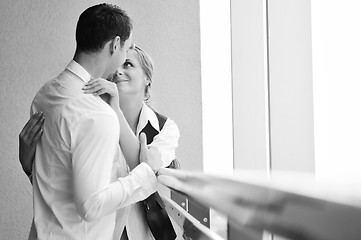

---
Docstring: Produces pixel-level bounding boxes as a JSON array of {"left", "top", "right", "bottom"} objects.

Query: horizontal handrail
[{"left": 158, "top": 168, "right": 361, "bottom": 240}]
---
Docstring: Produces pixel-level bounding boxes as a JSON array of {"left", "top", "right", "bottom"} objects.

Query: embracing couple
[{"left": 19, "top": 3, "right": 180, "bottom": 240}]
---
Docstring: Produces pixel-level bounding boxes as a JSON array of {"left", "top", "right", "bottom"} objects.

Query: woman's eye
[{"left": 123, "top": 61, "right": 132, "bottom": 68}]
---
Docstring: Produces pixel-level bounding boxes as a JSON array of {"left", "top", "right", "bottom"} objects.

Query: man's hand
[
  {"left": 19, "top": 112, "right": 44, "bottom": 175},
  {"left": 139, "top": 133, "right": 162, "bottom": 174}
]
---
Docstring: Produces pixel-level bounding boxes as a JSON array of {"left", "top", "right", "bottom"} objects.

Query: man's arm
[{"left": 71, "top": 113, "right": 160, "bottom": 222}]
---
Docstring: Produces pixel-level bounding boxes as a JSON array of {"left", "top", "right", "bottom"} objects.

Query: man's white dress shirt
[{"left": 29, "top": 60, "right": 158, "bottom": 240}]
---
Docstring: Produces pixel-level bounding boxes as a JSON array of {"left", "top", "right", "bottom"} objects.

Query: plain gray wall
[{"left": 0, "top": 1, "right": 202, "bottom": 239}]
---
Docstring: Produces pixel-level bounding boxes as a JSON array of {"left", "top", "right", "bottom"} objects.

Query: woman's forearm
[{"left": 113, "top": 108, "right": 140, "bottom": 170}]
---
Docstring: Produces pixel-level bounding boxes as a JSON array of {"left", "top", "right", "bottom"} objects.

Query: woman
[
  {"left": 83, "top": 44, "right": 180, "bottom": 171},
  {"left": 19, "top": 44, "right": 180, "bottom": 240}
]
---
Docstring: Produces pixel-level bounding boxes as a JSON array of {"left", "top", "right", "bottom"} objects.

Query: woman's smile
[{"left": 110, "top": 73, "right": 130, "bottom": 84}]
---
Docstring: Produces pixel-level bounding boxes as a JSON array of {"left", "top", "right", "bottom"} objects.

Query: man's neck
[{"left": 73, "top": 51, "right": 108, "bottom": 79}]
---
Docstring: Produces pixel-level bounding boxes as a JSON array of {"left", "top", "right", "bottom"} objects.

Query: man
[{"left": 27, "top": 4, "right": 161, "bottom": 239}]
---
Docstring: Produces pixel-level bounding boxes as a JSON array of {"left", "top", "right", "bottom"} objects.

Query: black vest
[{"left": 140, "top": 110, "right": 177, "bottom": 240}]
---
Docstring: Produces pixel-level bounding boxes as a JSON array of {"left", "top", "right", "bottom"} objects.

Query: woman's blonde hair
[{"left": 131, "top": 44, "right": 154, "bottom": 101}]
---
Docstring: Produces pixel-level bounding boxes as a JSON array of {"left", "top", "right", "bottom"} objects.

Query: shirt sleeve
[
  {"left": 149, "top": 118, "right": 180, "bottom": 168},
  {"left": 71, "top": 113, "right": 157, "bottom": 222}
]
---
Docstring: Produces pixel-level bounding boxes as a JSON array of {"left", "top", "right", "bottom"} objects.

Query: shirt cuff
[
  {"left": 132, "top": 162, "right": 157, "bottom": 184},
  {"left": 114, "top": 162, "right": 158, "bottom": 207}
]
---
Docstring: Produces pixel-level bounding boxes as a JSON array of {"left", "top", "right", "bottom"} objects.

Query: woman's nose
[
  {"left": 113, "top": 69, "right": 123, "bottom": 78},
  {"left": 116, "top": 69, "right": 124, "bottom": 76},
  {"left": 109, "top": 70, "right": 121, "bottom": 82}
]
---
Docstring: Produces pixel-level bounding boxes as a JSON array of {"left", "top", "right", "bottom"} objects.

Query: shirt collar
[
  {"left": 136, "top": 102, "right": 160, "bottom": 136},
  {"left": 66, "top": 60, "right": 92, "bottom": 83}
]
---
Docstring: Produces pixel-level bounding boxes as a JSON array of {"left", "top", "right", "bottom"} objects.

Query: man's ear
[{"left": 110, "top": 36, "right": 120, "bottom": 55}]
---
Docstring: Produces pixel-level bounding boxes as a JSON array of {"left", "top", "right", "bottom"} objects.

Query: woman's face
[{"left": 111, "top": 49, "right": 148, "bottom": 99}]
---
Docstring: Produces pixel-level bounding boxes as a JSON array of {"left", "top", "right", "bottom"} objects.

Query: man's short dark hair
[{"left": 75, "top": 3, "right": 132, "bottom": 53}]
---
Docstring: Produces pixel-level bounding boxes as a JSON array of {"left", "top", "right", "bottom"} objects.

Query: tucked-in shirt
[
  {"left": 113, "top": 102, "right": 181, "bottom": 240},
  {"left": 29, "top": 60, "right": 157, "bottom": 240}
]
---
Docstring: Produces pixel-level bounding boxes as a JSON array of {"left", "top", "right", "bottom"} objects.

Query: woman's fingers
[
  {"left": 20, "top": 112, "right": 41, "bottom": 135},
  {"left": 83, "top": 79, "right": 97, "bottom": 88},
  {"left": 83, "top": 84, "right": 104, "bottom": 95},
  {"left": 32, "top": 128, "right": 44, "bottom": 144},
  {"left": 83, "top": 77, "right": 107, "bottom": 89},
  {"left": 20, "top": 112, "right": 44, "bottom": 141},
  {"left": 27, "top": 116, "right": 45, "bottom": 145},
  {"left": 83, "top": 85, "right": 111, "bottom": 96},
  {"left": 19, "top": 114, "right": 44, "bottom": 174},
  {"left": 83, "top": 79, "right": 117, "bottom": 96},
  {"left": 92, "top": 88, "right": 107, "bottom": 96}
]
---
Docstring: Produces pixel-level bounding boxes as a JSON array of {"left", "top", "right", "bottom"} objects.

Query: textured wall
[{"left": 0, "top": 0, "right": 201, "bottom": 239}]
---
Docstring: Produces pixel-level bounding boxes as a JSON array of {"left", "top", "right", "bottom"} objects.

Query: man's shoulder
[
  {"left": 68, "top": 98, "right": 119, "bottom": 141},
  {"left": 76, "top": 97, "right": 116, "bottom": 117},
  {"left": 33, "top": 75, "right": 117, "bottom": 128},
  {"left": 32, "top": 71, "right": 66, "bottom": 99}
]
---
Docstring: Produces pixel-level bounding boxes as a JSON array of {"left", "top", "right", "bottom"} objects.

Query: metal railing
[{"left": 158, "top": 168, "right": 361, "bottom": 240}]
